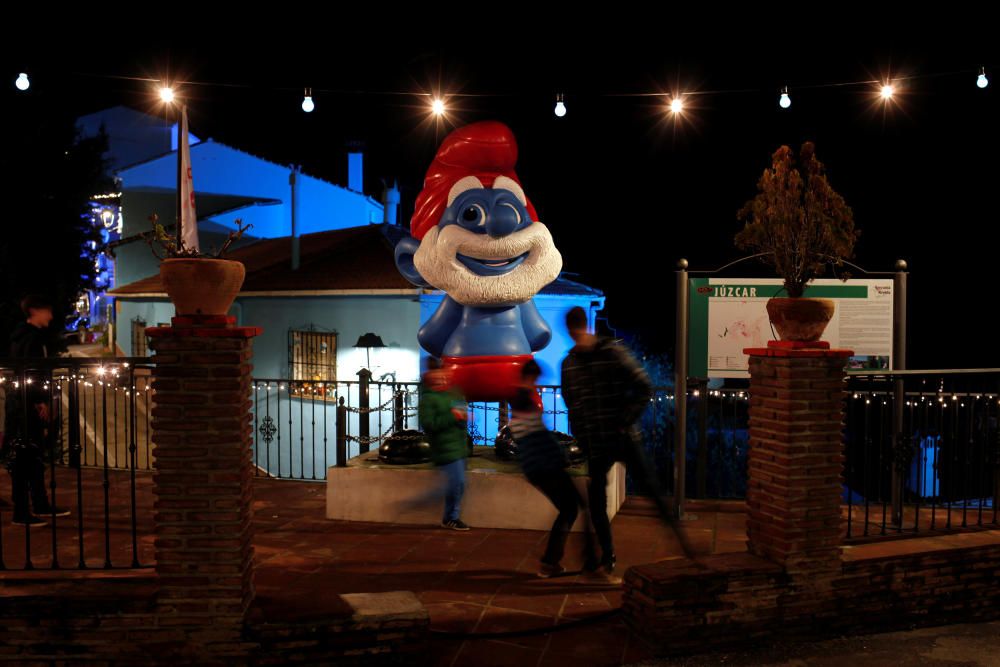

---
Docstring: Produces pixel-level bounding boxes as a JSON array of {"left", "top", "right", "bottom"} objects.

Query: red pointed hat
[{"left": 409, "top": 121, "right": 538, "bottom": 240}]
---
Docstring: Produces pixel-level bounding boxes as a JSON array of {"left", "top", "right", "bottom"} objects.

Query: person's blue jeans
[{"left": 439, "top": 458, "right": 466, "bottom": 522}]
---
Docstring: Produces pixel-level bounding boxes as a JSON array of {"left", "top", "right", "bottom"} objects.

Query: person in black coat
[
  {"left": 3, "top": 295, "right": 69, "bottom": 527},
  {"left": 560, "top": 306, "right": 660, "bottom": 578}
]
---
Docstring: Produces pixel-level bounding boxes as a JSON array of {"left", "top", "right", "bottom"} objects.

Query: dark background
[{"left": 3, "top": 25, "right": 996, "bottom": 369}]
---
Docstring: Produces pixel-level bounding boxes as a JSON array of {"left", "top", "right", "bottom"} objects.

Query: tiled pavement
[{"left": 2, "top": 469, "right": 999, "bottom": 666}]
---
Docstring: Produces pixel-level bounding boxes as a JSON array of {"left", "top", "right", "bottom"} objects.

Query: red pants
[{"left": 440, "top": 355, "right": 533, "bottom": 402}]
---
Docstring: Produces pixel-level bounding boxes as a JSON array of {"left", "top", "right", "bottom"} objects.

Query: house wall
[
  {"left": 236, "top": 295, "right": 422, "bottom": 382},
  {"left": 114, "top": 299, "right": 175, "bottom": 356},
  {"left": 115, "top": 290, "right": 604, "bottom": 477}
]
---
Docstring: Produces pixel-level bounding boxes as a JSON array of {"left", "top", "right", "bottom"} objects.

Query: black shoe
[
  {"left": 33, "top": 506, "right": 71, "bottom": 518},
  {"left": 602, "top": 553, "right": 617, "bottom": 574},
  {"left": 441, "top": 519, "right": 470, "bottom": 531},
  {"left": 537, "top": 562, "right": 566, "bottom": 578},
  {"left": 12, "top": 515, "right": 48, "bottom": 528},
  {"left": 585, "top": 554, "right": 621, "bottom": 584},
  {"left": 583, "top": 556, "right": 601, "bottom": 573}
]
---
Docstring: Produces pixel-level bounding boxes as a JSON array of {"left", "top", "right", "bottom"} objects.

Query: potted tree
[
  {"left": 735, "top": 142, "right": 859, "bottom": 342},
  {"left": 148, "top": 214, "right": 251, "bottom": 316}
]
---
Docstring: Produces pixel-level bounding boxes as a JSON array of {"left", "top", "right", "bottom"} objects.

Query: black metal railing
[
  {"left": 844, "top": 369, "right": 1000, "bottom": 540},
  {"left": 0, "top": 357, "right": 151, "bottom": 571}
]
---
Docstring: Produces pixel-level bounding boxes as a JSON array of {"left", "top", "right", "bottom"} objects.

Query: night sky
[{"left": 4, "top": 27, "right": 997, "bottom": 369}]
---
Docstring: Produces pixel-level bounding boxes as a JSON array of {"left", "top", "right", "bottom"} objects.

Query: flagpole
[{"left": 176, "top": 103, "right": 185, "bottom": 249}]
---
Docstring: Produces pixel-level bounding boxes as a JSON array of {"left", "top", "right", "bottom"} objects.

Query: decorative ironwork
[{"left": 258, "top": 415, "right": 277, "bottom": 445}]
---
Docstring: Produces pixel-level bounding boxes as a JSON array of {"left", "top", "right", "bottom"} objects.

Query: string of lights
[{"left": 10, "top": 64, "right": 992, "bottom": 119}]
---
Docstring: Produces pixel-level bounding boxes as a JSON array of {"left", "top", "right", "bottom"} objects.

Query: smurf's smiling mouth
[{"left": 456, "top": 251, "right": 530, "bottom": 276}]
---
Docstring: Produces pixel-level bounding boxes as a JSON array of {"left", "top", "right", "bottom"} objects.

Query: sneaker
[
  {"left": 601, "top": 554, "right": 617, "bottom": 575},
  {"left": 441, "top": 519, "right": 470, "bottom": 531},
  {"left": 585, "top": 554, "right": 620, "bottom": 583},
  {"left": 537, "top": 562, "right": 566, "bottom": 578},
  {"left": 12, "top": 516, "right": 48, "bottom": 528},
  {"left": 33, "top": 506, "right": 71, "bottom": 518}
]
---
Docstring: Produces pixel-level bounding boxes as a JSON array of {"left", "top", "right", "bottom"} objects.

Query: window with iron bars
[
  {"left": 131, "top": 318, "right": 148, "bottom": 357},
  {"left": 289, "top": 329, "right": 337, "bottom": 382}
]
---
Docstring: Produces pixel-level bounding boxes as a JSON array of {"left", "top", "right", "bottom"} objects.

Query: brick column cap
[
  {"left": 744, "top": 340, "right": 854, "bottom": 359},
  {"left": 147, "top": 315, "right": 261, "bottom": 339}
]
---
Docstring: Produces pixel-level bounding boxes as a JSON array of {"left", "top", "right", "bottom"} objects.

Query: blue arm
[
  {"left": 418, "top": 296, "right": 463, "bottom": 358},
  {"left": 519, "top": 299, "right": 552, "bottom": 352}
]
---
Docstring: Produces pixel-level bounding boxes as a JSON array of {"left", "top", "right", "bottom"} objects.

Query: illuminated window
[{"left": 289, "top": 329, "right": 337, "bottom": 382}]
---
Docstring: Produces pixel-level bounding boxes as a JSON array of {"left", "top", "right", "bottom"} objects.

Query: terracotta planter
[
  {"left": 765, "top": 297, "right": 835, "bottom": 343},
  {"left": 159, "top": 258, "right": 245, "bottom": 316}
]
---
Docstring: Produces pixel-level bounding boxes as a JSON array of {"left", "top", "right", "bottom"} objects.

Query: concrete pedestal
[{"left": 326, "top": 449, "right": 626, "bottom": 531}]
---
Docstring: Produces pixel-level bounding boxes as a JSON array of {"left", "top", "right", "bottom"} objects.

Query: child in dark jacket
[
  {"left": 509, "top": 360, "right": 596, "bottom": 577},
  {"left": 419, "top": 357, "right": 470, "bottom": 531}
]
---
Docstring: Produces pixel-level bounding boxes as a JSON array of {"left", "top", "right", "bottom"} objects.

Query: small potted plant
[
  {"left": 148, "top": 214, "right": 251, "bottom": 316},
  {"left": 735, "top": 142, "right": 859, "bottom": 342}
]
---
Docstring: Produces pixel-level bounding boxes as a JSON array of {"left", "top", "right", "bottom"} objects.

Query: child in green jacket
[{"left": 419, "top": 358, "right": 470, "bottom": 531}]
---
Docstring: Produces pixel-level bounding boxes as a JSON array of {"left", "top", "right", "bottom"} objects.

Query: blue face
[{"left": 439, "top": 188, "right": 534, "bottom": 277}]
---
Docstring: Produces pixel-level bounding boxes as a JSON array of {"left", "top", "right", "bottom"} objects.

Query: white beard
[{"left": 413, "top": 223, "right": 563, "bottom": 306}]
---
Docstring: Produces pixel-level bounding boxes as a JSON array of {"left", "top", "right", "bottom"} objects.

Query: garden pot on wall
[
  {"left": 159, "top": 258, "right": 245, "bottom": 316},
  {"left": 765, "top": 297, "right": 835, "bottom": 343}
]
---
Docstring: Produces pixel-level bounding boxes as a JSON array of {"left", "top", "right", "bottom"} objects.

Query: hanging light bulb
[
  {"left": 880, "top": 83, "right": 895, "bottom": 100},
  {"left": 669, "top": 96, "right": 684, "bottom": 114},
  {"left": 554, "top": 94, "right": 567, "bottom": 117},
  {"left": 977, "top": 67, "right": 989, "bottom": 89},
  {"left": 15, "top": 72, "right": 29, "bottom": 91},
  {"left": 779, "top": 86, "right": 791, "bottom": 109},
  {"left": 431, "top": 98, "right": 446, "bottom": 116},
  {"left": 159, "top": 85, "right": 176, "bottom": 103},
  {"left": 302, "top": 88, "right": 315, "bottom": 113}
]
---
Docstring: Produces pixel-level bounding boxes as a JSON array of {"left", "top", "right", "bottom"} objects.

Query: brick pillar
[
  {"left": 744, "top": 341, "right": 852, "bottom": 577},
  {"left": 147, "top": 315, "right": 261, "bottom": 653}
]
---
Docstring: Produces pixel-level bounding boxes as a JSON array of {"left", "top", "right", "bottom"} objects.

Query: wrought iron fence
[
  {"left": 844, "top": 369, "right": 1000, "bottom": 540},
  {"left": 17, "top": 357, "right": 992, "bottom": 545},
  {"left": 0, "top": 357, "right": 151, "bottom": 571}
]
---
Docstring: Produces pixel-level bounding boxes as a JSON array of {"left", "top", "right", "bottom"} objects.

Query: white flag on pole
[{"left": 179, "top": 106, "right": 199, "bottom": 252}]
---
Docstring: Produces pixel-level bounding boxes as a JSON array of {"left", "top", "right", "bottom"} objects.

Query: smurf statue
[{"left": 394, "top": 121, "right": 562, "bottom": 401}]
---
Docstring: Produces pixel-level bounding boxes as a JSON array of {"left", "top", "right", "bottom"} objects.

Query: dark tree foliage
[
  {"left": 736, "top": 143, "right": 859, "bottom": 298},
  {"left": 0, "top": 101, "right": 113, "bottom": 354}
]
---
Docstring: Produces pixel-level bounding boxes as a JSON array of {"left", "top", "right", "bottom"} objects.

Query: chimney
[
  {"left": 383, "top": 179, "right": 401, "bottom": 225},
  {"left": 347, "top": 140, "right": 364, "bottom": 193},
  {"left": 289, "top": 165, "right": 301, "bottom": 270}
]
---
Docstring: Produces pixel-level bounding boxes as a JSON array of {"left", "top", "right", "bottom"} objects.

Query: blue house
[
  {"left": 98, "top": 106, "right": 607, "bottom": 476},
  {"left": 77, "top": 106, "right": 387, "bottom": 339}
]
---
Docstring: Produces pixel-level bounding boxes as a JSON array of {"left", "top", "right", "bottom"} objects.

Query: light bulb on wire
[
  {"left": 669, "top": 96, "right": 684, "bottom": 114},
  {"left": 431, "top": 98, "right": 446, "bottom": 116},
  {"left": 779, "top": 86, "right": 791, "bottom": 109},
  {"left": 302, "top": 88, "right": 315, "bottom": 113},
  {"left": 15, "top": 72, "right": 29, "bottom": 91},
  {"left": 159, "top": 85, "right": 176, "bottom": 103},
  {"left": 554, "top": 94, "right": 567, "bottom": 117},
  {"left": 978, "top": 67, "right": 989, "bottom": 89},
  {"left": 880, "top": 84, "right": 895, "bottom": 100}
]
